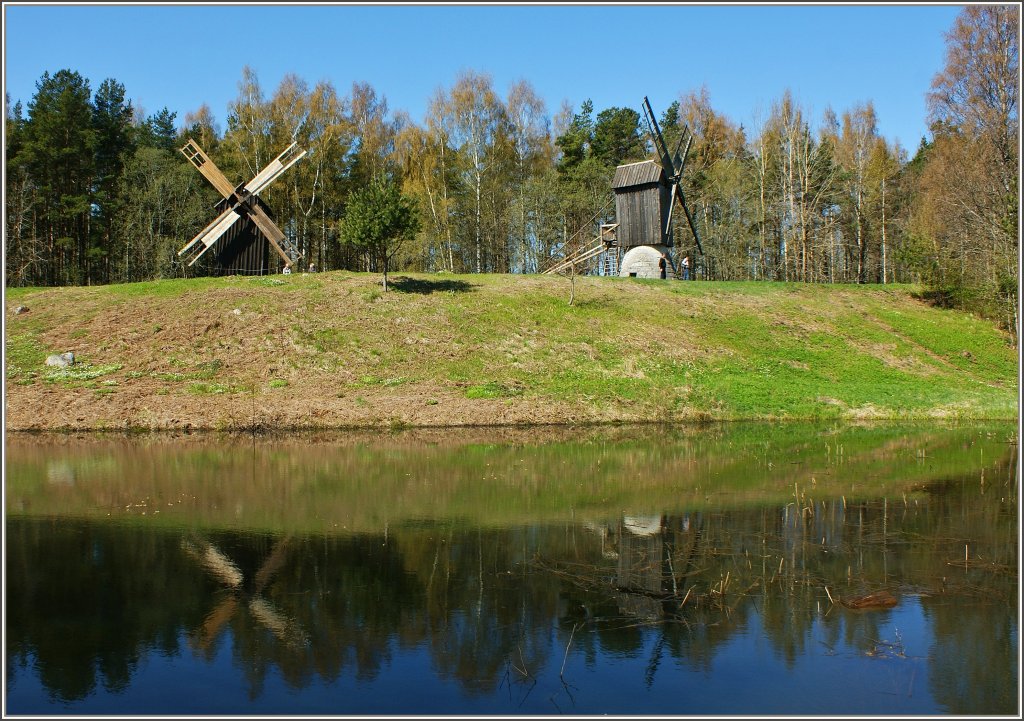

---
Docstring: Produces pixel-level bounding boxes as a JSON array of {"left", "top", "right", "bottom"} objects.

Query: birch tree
[
  {"left": 917, "top": 4, "right": 1019, "bottom": 334},
  {"left": 506, "top": 80, "right": 550, "bottom": 273},
  {"left": 440, "top": 71, "right": 506, "bottom": 273},
  {"left": 5, "top": 96, "right": 40, "bottom": 286},
  {"left": 224, "top": 65, "right": 273, "bottom": 186},
  {"left": 836, "top": 102, "right": 878, "bottom": 283},
  {"left": 297, "top": 80, "right": 352, "bottom": 271}
]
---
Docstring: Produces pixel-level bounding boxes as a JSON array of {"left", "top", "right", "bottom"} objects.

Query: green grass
[
  {"left": 465, "top": 381, "right": 523, "bottom": 399},
  {"left": 44, "top": 363, "right": 123, "bottom": 385},
  {"left": 5, "top": 329, "right": 125, "bottom": 389},
  {"left": 99, "top": 276, "right": 235, "bottom": 299},
  {"left": 187, "top": 381, "right": 238, "bottom": 395},
  {"left": 5, "top": 332, "right": 46, "bottom": 381},
  {"left": 4, "top": 273, "right": 1019, "bottom": 426}
]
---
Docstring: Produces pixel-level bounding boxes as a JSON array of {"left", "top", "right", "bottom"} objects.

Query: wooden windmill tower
[
  {"left": 178, "top": 140, "right": 307, "bottom": 274},
  {"left": 613, "top": 97, "right": 703, "bottom": 279}
]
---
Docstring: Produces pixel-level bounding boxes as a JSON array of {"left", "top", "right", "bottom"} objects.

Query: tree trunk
[
  {"left": 856, "top": 187, "right": 865, "bottom": 283},
  {"left": 474, "top": 168, "right": 483, "bottom": 273},
  {"left": 880, "top": 176, "right": 887, "bottom": 284}
]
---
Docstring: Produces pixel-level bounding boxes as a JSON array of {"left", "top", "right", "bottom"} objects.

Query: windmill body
[{"left": 611, "top": 159, "right": 675, "bottom": 278}]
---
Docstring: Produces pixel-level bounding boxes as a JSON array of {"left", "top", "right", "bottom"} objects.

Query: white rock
[{"left": 45, "top": 352, "right": 75, "bottom": 368}]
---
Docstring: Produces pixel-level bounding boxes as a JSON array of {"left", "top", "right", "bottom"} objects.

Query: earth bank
[{"left": 4, "top": 272, "right": 1018, "bottom": 431}]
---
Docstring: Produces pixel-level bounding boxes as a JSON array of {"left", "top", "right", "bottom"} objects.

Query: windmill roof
[{"left": 612, "top": 160, "right": 665, "bottom": 190}]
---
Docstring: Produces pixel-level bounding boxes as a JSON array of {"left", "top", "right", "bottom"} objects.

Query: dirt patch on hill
[{"left": 4, "top": 274, "right": 692, "bottom": 431}]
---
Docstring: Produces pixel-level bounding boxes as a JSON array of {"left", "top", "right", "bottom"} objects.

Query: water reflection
[{"left": 4, "top": 423, "right": 1018, "bottom": 714}]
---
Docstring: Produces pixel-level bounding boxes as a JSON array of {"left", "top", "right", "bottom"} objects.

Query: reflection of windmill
[
  {"left": 610, "top": 513, "right": 704, "bottom": 619},
  {"left": 182, "top": 535, "right": 308, "bottom": 652},
  {"left": 541, "top": 96, "right": 702, "bottom": 279},
  {"left": 178, "top": 140, "right": 307, "bottom": 273}
]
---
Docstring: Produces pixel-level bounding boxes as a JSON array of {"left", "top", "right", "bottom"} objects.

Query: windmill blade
[
  {"left": 675, "top": 185, "right": 704, "bottom": 255},
  {"left": 178, "top": 212, "right": 229, "bottom": 258},
  {"left": 185, "top": 211, "right": 242, "bottom": 266},
  {"left": 253, "top": 538, "right": 292, "bottom": 595},
  {"left": 664, "top": 183, "right": 679, "bottom": 239},
  {"left": 669, "top": 129, "right": 687, "bottom": 172},
  {"left": 178, "top": 207, "right": 238, "bottom": 257},
  {"left": 180, "top": 208, "right": 244, "bottom": 266},
  {"left": 180, "top": 139, "right": 235, "bottom": 199},
  {"left": 672, "top": 132, "right": 694, "bottom": 178},
  {"left": 190, "top": 595, "right": 240, "bottom": 653},
  {"left": 248, "top": 203, "right": 296, "bottom": 267},
  {"left": 671, "top": 125, "right": 686, "bottom": 156},
  {"left": 642, "top": 97, "right": 675, "bottom": 174},
  {"left": 244, "top": 142, "right": 308, "bottom": 196}
]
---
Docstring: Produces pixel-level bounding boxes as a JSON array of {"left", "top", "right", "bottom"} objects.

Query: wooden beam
[
  {"left": 180, "top": 140, "right": 235, "bottom": 199},
  {"left": 244, "top": 142, "right": 308, "bottom": 196},
  {"left": 248, "top": 204, "right": 293, "bottom": 267}
]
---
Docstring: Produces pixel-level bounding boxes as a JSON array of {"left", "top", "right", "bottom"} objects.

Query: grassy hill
[{"left": 4, "top": 272, "right": 1018, "bottom": 431}]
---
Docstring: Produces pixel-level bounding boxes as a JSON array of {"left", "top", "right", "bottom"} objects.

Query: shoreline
[{"left": 5, "top": 412, "right": 1018, "bottom": 436}]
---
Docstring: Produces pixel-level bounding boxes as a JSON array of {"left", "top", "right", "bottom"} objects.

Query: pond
[{"left": 4, "top": 422, "right": 1019, "bottom": 715}]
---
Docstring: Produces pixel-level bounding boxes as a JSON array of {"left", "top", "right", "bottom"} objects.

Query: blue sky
[{"left": 4, "top": 3, "right": 964, "bottom": 152}]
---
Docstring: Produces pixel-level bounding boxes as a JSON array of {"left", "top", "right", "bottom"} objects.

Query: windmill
[
  {"left": 640, "top": 96, "right": 703, "bottom": 258},
  {"left": 178, "top": 140, "right": 307, "bottom": 272},
  {"left": 541, "top": 97, "right": 702, "bottom": 280}
]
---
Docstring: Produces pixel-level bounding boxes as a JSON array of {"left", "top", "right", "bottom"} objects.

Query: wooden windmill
[
  {"left": 541, "top": 97, "right": 702, "bottom": 280},
  {"left": 178, "top": 140, "right": 307, "bottom": 272},
  {"left": 613, "top": 96, "right": 703, "bottom": 279}
]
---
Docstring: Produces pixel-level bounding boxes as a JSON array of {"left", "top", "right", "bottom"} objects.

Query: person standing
[
  {"left": 681, "top": 255, "right": 690, "bottom": 281},
  {"left": 658, "top": 253, "right": 667, "bottom": 280}
]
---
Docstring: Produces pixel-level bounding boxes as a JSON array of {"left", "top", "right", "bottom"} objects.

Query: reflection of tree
[
  {"left": 5, "top": 452, "right": 1017, "bottom": 712},
  {"left": 533, "top": 452, "right": 1018, "bottom": 689},
  {"left": 393, "top": 526, "right": 558, "bottom": 693},
  {"left": 924, "top": 596, "right": 1018, "bottom": 715},
  {"left": 5, "top": 520, "right": 211, "bottom": 703}
]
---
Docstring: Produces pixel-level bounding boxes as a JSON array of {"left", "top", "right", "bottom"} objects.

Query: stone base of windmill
[{"left": 619, "top": 245, "right": 674, "bottom": 279}]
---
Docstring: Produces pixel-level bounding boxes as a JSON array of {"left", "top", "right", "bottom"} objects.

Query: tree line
[{"left": 4, "top": 6, "right": 1017, "bottom": 335}]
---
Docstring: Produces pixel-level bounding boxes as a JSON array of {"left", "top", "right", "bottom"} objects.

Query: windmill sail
[
  {"left": 244, "top": 142, "right": 308, "bottom": 196},
  {"left": 178, "top": 207, "right": 244, "bottom": 266},
  {"left": 642, "top": 97, "right": 703, "bottom": 255}
]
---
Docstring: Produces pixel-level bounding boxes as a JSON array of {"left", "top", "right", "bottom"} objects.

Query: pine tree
[
  {"left": 139, "top": 107, "right": 178, "bottom": 152},
  {"left": 591, "top": 107, "right": 642, "bottom": 168},
  {"left": 92, "top": 78, "right": 135, "bottom": 282},
  {"left": 339, "top": 175, "right": 421, "bottom": 291},
  {"left": 22, "top": 69, "right": 96, "bottom": 284}
]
